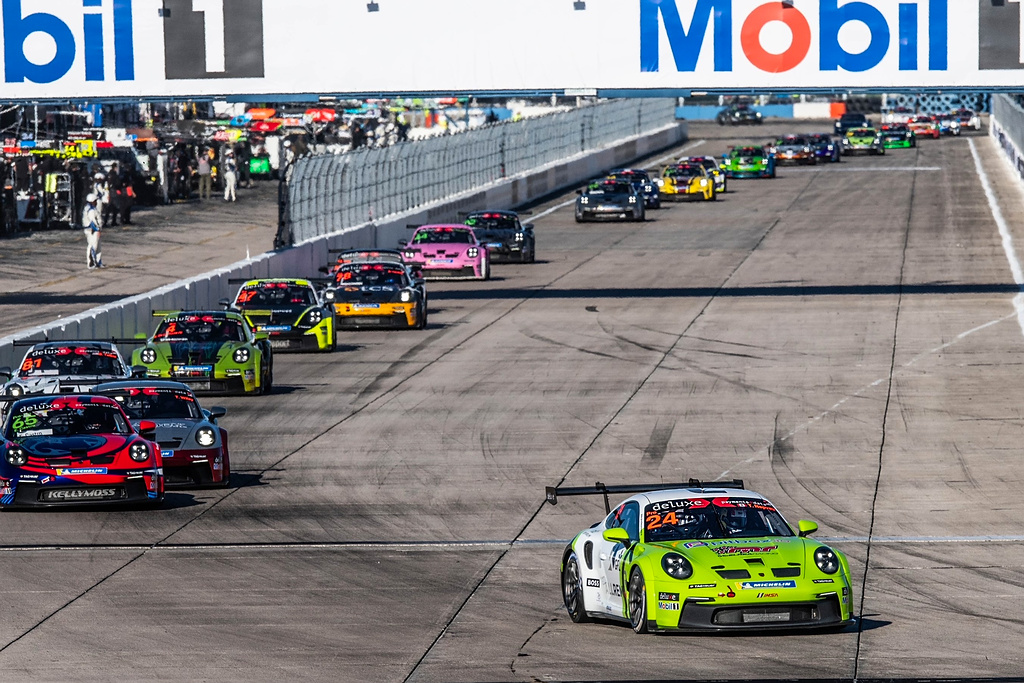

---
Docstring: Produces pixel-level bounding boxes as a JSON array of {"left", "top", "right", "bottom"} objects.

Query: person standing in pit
[
  {"left": 223, "top": 151, "right": 238, "bottom": 202},
  {"left": 83, "top": 193, "right": 103, "bottom": 269},
  {"left": 197, "top": 149, "right": 212, "bottom": 201}
]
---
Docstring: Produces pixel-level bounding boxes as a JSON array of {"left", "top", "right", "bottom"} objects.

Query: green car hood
[
  {"left": 649, "top": 536, "right": 809, "bottom": 572},
  {"left": 142, "top": 340, "right": 243, "bottom": 367},
  {"left": 847, "top": 134, "right": 877, "bottom": 145}
]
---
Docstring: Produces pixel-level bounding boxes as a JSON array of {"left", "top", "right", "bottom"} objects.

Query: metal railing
[{"left": 284, "top": 99, "right": 677, "bottom": 244}]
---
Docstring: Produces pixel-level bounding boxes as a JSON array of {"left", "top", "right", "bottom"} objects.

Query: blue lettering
[
  {"left": 113, "top": 0, "right": 134, "bottom": 81},
  {"left": 928, "top": 0, "right": 946, "bottom": 70},
  {"left": 3, "top": 0, "right": 76, "bottom": 83},
  {"left": 640, "top": 0, "right": 731, "bottom": 73},
  {"left": 898, "top": 3, "right": 916, "bottom": 71},
  {"left": 820, "top": 0, "right": 890, "bottom": 72},
  {"left": 83, "top": 1, "right": 104, "bottom": 82}
]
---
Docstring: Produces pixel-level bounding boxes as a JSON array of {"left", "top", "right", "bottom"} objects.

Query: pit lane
[{"left": 1, "top": 121, "right": 1023, "bottom": 681}]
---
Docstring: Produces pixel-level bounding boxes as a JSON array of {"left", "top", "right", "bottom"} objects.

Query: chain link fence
[{"left": 283, "top": 99, "right": 677, "bottom": 245}]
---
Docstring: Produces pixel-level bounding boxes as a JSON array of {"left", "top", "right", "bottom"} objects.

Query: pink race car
[{"left": 400, "top": 225, "right": 491, "bottom": 280}]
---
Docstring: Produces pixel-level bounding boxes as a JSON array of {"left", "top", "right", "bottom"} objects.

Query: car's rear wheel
[
  {"left": 562, "top": 552, "right": 591, "bottom": 623},
  {"left": 628, "top": 568, "right": 649, "bottom": 634}
]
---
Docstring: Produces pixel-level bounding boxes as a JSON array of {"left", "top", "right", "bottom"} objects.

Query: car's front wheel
[
  {"left": 628, "top": 568, "right": 649, "bottom": 634},
  {"left": 562, "top": 552, "right": 591, "bottom": 623}
]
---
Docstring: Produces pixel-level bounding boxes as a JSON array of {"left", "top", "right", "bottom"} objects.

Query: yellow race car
[
  {"left": 656, "top": 163, "right": 716, "bottom": 202},
  {"left": 325, "top": 262, "right": 427, "bottom": 330},
  {"left": 221, "top": 278, "right": 336, "bottom": 352}
]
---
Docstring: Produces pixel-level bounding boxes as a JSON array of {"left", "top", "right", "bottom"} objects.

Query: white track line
[
  {"left": 786, "top": 166, "right": 941, "bottom": 173},
  {"left": 968, "top": 137, "right": 1024, "bottom": 336}
]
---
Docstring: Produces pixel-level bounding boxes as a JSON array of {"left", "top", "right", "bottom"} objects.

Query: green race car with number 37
[
  {"left": 133, "top": 311, "right": 273, "bottom": 396},
  {"left": 548, "top": 480, "right": 854, "bottom": 633}
]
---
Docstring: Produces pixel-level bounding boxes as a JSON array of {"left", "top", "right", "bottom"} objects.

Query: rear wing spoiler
[
  {"left": 11, "top": 338, "right": 145, "bottom": 347},
  {"left": 545, "top": 479, "right": 745, "bottom": 513}
]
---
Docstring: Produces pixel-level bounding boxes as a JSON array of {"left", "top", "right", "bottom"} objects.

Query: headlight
[
  {"left": 755, "top": 112, "right": 762, "bottom": 118},
  {"left": 403, "top": 250, "right": 416, "bottom": 260},
  {"left": 580, "top": 196, "right": 589, "bottom": 204},
  {"left": 827, "top": 144, "right": 834, "bottom": 151},
  {"left": 129, "top": 442, "right": 150, "bottom": 462},
  {"left": 140, "top": 348, "right": 157, "bottom": 364},
  {"left": 661, "top": 553, "right": 693, "bottom": 580},
  {"left": 6, "top": 447, "right": 26, "bottom": 466},
  {"left": 814, "top": 547, "right": 840, "bottom": 574},
  {"left": 654, "top": 179, "right": 664, "bottom": 187},
  {"left": 8, "top": 385, "right": 23, "bottom": 397},
  {"left": 699, "top": 179, "right": 708, "bottom": 187},
  {"left": 803, "top": 146, "right": 810, "bottom": 153},
  {"left": 628, "top": 196, "right": 637, "bottom": 203},
  {"left": 400, "top": 290, "right": 412, "bottom": 302},
  {"left": 467, "top": 247, "right": 479, "bottom": 258},
  {"left": 196, "top": 427, "right": 216, "bottom": 447},
  {"left": 233, "top": 347, "right": 250, "bottom": 363},
  {"left": 324, "top": 290, "right": 336, "bottom": 301},
  {"left": 307, "top": 309, "right": 323, "bottom": 325},
  {"left": 514, "top": 232, "right": 524, "bottom": 242}
]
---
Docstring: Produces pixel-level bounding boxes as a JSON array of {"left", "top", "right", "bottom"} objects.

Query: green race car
[
  {"left": 222, "top": 278, "right": 336, "bottom": 352},
  {"left": 879, "top": 124, "right": 916, "bottom": 149},
  {"left": 841, "top": 128, "right": 885, "bottom": 155},
  {"left": 550, "top": 480, "right": 854, "bottom": 633},
  {"left": 133, "top": 310, "right": 273, "bottom": 396},
  {"left": 721, "top": 146, "right": 776, "bottom": 179}
]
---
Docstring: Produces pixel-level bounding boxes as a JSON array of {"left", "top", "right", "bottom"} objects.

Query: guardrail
[
  {"left": 991, "top": 95, "right": 1024, "bottom": 183},
  {"left": 285, "top": 99, "right": 677, "bottom": 245}
]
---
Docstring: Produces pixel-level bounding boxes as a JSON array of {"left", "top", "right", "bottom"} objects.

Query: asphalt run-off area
[{"left": 2, "top": 121, "right": 1024, "bottom": 682}]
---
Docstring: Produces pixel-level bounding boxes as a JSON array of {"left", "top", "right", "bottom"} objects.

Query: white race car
[{"left": 1, "top": 342, "right": 133, "bottom": 401}]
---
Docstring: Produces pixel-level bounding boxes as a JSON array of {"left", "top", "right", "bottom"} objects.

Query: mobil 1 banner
[{"left": 1, "top": 0, "right": 1024, "bottom": 100}]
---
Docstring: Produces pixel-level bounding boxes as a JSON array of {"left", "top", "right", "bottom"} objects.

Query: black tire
[
  {"left": 258, "top": 356, "right": 273, "bottom": 395},
  {"left": 216, "top": 454, "right": 231, "bottom": 488},
  {"left": 482, "top": 257, "right": 491, "bottom": 281},
  {"left": 562, "top": 552, "right": 591, "bottom": 623},
  {"left": 575, "top": 214, "right": 584, "bottom": 224},
  {"left": 628, "top": 568, "right": 649, "bottom": 634},
  {"left": 709, "top": 187, "right": 717, "bottom": 202},
  {"left": 416, "top": 303, "right": 427, "bottom": 329}
]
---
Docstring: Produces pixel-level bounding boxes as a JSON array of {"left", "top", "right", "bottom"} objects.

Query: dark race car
[
  {"left": 92, "top": 381, "right": 230, "bottom": 488},
  {"left": 0, "top": 394, "right": 164, "bottom": 508},
  {"left": 463, "top": 211, "right": 536, "bottom": 263},
  {"left": 607, "top": 169, "right": 661, "bottom": 209},
  {"left": 324, "top": 249, "right": 406, "bottom": 277},
  {"left": 834, "top": 112, "right": 870, "bottom": 136},
  {"left": 325, "top": 262, "right": 428, "bottom": 330},
  {"left": 716, "top": 104, "right": 763, "bottom": 126},
  {"left": 576, "top": 179, "right": 644, "bottom": 223},
  {"left": 0, "top": 342, "right": 133, "bottom": 401},
  {"left": 807, "top": 134, "right": 841, "bottom": 163},
  {"left": 221, "top": 278, "right": 336, "bottom": 353},
  {"left": 767, "top": 135, "right": 817, "bottom": 166},
  {"left": 880, "top": 124, "right": 916, "bottom": 149}
]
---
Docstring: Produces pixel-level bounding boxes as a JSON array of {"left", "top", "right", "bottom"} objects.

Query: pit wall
[
  {"left": 0, "top": 121, "right": 688, "bottom": 370},
  {"left": 990, "top": 95, "right": 1024, "bottom": 185},
  {"left": 676, "top": 102, "right": 841, "bottom": 121}
]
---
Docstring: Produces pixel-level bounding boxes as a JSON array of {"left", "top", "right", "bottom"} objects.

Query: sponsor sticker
[
  {"left": 756, "top": 592, "right": 779, "bottom": 598},
  {"left": 39, "top": 488, "right": 121, "bottom": 501},
  {"left": 813, "top": 578, "right": 834, "bottom": 584},
  {"left": 260, "top": 325, "right": 292, "bottom": 332},
  {"left": 657, "top": 592, "right": 679, "bottom": 601},
  {"left": 688, "top": 583, "right": 716, "bottom": 589},
  {"left": 739, "top": 581, "right": 796, "bottom": 590},
  {"left": 658, "top": 601, "right": 681, "bottom": 611},
  {"left": 713, "top": 545, "right": 778, "bottom": 556},
  {"left": 56, "top": 468, "right": 107, "bottom": 476},
  {"left": 586, "top": 578, "right": 600, "bottom": 588}
]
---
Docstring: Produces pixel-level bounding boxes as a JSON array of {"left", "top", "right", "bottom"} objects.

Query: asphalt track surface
[{"left": 2, "top": 121, "right": 1024, "bottom": 682}]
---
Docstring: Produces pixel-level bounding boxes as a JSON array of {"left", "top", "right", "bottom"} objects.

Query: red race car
[
  {"left": 0, "top": 395, "right": 164, "bottom": 508},
  {"left": 907, "top": 115, "right": 941, "bottom": 139}
]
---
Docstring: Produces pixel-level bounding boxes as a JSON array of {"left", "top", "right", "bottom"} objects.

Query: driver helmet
[{"left": 721, "top": 507, "right": 748, "bottom": 534}]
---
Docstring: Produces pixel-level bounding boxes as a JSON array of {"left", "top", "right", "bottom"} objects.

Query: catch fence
[{"left": 284, "top": 99, "right": 677, "bottom": 245}]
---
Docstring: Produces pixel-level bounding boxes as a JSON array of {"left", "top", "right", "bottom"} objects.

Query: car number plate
[
  {"left": 173, "top": 365, "right": 213, "bottom": 377},
  {"left": 161, "top": 450, "right": 175, "bottom": 458},
  {"left": 260, "top": 325, "right": 292, "bottom": 332},
  {"left": 188, "top": 381, "right": 211, "bottom": 391},
  {"left": 428, "top": 259, "right": 455, "bottom": 265},
  {"left": 354, "top": 304, "right": 381, "bottom": 309},
  {"left": 487, "top": 242, "right": 503, "bottom": 248},
  {"left": 742, "top": 611, "right": 791, "bottom": 624},
  {"left": 270, "top": 340, "right": 291, "bottom": 349}
]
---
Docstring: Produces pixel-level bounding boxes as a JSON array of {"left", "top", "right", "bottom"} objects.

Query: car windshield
[
  {"left": 335, "top": 251, "right": 404, "bottom": 264},
  {"left": 335, "top": 265, "right": 407, "bottom": 287},
  {"left": 588, "top": 180, "right": 632, "bottom": 195},
  {"left": 841, "top": 115, "right": 866, "bottom": 123},
  {"left": 644, "top": 497, "right": 794, "bottom": 543},
  {"left": 731, "top": 147, "right": 762, "bottom": 157},
  {"left": 19, "top": 347, "right": 124, "bottom": 378},
  {"left": 412, "top": 229, "right": 474, "bottom": 244},
  {"left": 665, "top": 165, "right": 701, "bottom": 178},
  {"left": 776, "top": 136, "right": 809, "bottom": 145},
  {"left": 849, "top": 129, "right": 876, "bottom": 137},
  {"left": 5, "top": 401, "right": 131, "bottom": 440},
  {"left": 912, "top": 116, "right": 933, "bottom": 123},
  {"left": 100, "top": 388, "right": 202, "bottom": 420},
  {"left": 611, "top": 170, "right": 650, "bottom": 182},
  {"left": 465, "top": 214, "right": 517, "bottom": 231},
  {"left": 235, "top": 283, "right": 315, "bottom": 307},
  {"left": 153, "top": 316, "right": 246, "bottom": 343}
]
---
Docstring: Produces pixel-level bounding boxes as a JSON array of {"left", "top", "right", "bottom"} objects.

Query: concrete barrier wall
[
  {"left": 990, "top": 95, "right": 1024, "bottom": 185},
  {"left": 0, "top": 121, "right": 688, "bottom": 371}
]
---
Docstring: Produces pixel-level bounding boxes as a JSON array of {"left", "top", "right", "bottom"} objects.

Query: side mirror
[
  {"left": 523, "top": 223, "right": 534, "bottom": 230},
  {"left": 575, "top": 189, "right": 583, "bottom": 195},
  {"left": 797, "top": 520, "right": 819, "bottom": 537},
  {"left": 131, "top": 365, "right": 148, "bottom": 378},
  {"left": 397, "top": 239, "right": 408, "bottom": 247},
  {"left": 138, "top": 420, "right": 157, "bottom": 442},
  {"left": 602, "top": 527, "right": 632, "bottom": 547},
  {"left": 0, "top": 367, "right": 11, "bottom": 382},
  {"left": 218, "top": 297, "right": 232, "bottom": 308},
  {"left": 208, "top": 406, "right": 227, "bottom": 420}
]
